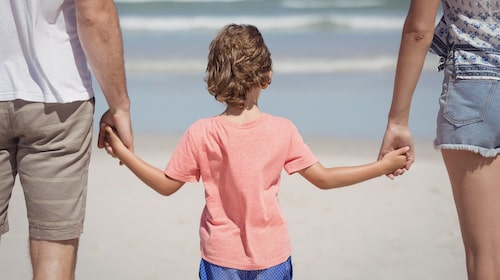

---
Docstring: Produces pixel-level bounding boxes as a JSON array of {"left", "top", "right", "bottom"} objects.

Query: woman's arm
[
  {"left": 105, "top": 127, "right": 184, "bottom": 196},
  {"left": 389, "top": 0, "right": 441, "bottom": 126},
  {"left": 378, "top": 0, "right": 441, "bottom": 175}
]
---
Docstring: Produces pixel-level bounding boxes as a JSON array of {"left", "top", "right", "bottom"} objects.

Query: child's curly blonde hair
[{"left": 205, "top": 24, "right": 272, "bottom": 107}]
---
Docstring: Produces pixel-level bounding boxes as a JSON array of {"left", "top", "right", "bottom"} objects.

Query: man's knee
[{"left": 30, "top": 238, "right": 79, "bottom": 279}]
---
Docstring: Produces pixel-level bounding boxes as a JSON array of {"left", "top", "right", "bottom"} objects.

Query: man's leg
[
  {"left": 14, "top": 100, "right": 94, "bottom": 279},
  {"left": 0, "top": 101, "right": 18, "bottom": 249},
  {"left": 30, "top": 238, "right": 79, "bottom": 280}
]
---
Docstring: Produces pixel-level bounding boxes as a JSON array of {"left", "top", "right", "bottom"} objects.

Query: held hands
[
  {"left": 378, "top": 146, "right": 410, "bottom": 178},
  {"left": 98, "top": 109, "right": 133, "bottom": 165},
  {"left": 98, "top": 109, "right": 134, "bottom": 156},
  {"left": 378, "top": 123, "right": 415, "bottom": 179},
  {"left": 103, "top": 126, "right": 129, "bottom": 161}
]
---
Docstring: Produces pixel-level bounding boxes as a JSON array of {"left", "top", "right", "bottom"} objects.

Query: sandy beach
[{"left": 0, "top": 134, "right": 466, "bottom": 279}]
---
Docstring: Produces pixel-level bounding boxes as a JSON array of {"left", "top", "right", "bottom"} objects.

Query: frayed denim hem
[{"left": 434, "top": 143, "right": 500, "bottom": 158}]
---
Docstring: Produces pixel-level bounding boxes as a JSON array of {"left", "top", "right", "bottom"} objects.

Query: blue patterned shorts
[{"left": 199, "top": 257, "right": 293, "bottom": 280}]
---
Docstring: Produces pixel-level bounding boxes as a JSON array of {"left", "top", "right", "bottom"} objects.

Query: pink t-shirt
[{"left": 165, "top": 113, "right": 317, "bottom": 270}]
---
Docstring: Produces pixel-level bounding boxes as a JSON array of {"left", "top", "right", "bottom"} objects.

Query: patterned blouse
[{"left": 431, "top": 0, "right": 500, "bottom": 79}]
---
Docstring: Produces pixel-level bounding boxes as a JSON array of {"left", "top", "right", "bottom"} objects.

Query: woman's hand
[{"left": 378, "top": 123, "right": 415, "bottom": 179}]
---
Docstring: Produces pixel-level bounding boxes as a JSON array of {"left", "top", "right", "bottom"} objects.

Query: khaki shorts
[{"left": 0, "top": 99, "right": 94, "bottom": 240}]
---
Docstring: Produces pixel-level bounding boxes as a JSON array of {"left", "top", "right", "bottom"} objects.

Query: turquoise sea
[{"left": 93, "top": 0, "right": 443, "bottom": 139}]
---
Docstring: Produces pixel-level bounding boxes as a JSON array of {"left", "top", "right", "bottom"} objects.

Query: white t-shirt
[{"left": 0, "top": 0, "right": 94, "bottom": 103}]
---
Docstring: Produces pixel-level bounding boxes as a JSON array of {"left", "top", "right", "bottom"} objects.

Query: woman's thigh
[{"left": 441, "top": 150, "right": 500, "bottom": 251}]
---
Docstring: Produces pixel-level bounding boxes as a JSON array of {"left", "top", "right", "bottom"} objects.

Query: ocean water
[{"left": 93, "top": 0, "right": 443, "bottom": 140}]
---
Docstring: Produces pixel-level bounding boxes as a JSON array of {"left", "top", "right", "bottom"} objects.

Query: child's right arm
[
  {"left": 104, "top": 126, "right": 184, "bottom": 196},
  {"left": 299, "top": 146, "right": 409, "bottom": 190}
]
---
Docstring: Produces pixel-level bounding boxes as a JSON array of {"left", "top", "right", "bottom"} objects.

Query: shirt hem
[
  {"left": 201, "top": 253, "right": 292, "bottom": 271},
  {"left": 0, "top": 92, "right": 93, "bottom": 103}
]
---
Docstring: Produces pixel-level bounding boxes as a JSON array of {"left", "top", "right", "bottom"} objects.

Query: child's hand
[
  {"left": 380, "top": 146, "right": 410, "bottom": 178},
  {"left": 103, "top": 126, "right": 128, "bottom": 160}
]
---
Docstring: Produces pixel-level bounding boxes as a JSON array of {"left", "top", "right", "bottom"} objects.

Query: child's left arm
[{"left": 299, "top": 146, "right": 409, "bottom": 189}]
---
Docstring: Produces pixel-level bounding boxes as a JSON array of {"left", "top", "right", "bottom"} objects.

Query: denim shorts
[
  {"left": 0, "top": 99, "right": 94, "bottom": 240},
  {"left": 434, "top": 62, "right": 500, "bottom": 157},
  {"left": 199, "top": 257, "right": 293, "bottom": 280}
]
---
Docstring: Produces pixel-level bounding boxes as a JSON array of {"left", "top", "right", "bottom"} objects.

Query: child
[{"left": 104, "top": 23, "right": 409, "bottom": 280}]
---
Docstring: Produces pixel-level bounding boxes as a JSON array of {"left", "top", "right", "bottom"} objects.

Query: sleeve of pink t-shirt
[
  {"left": 164, "top": 126, "right": 201, "bottom": 183},
  {"left": 283, "top": 122, "right": 317, "bottom": 175}
]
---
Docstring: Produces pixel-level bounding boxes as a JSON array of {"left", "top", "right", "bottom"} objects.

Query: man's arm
[{"left": 75, "top": 0, "right": 133, "bottom": 151}]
